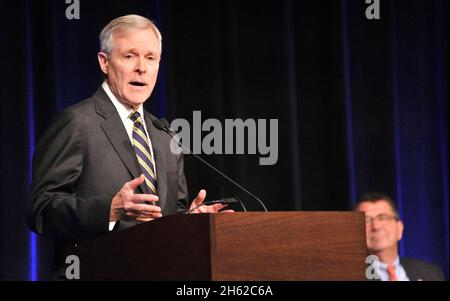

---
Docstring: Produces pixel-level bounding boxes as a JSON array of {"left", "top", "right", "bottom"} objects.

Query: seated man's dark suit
[
  {"left": 27, "top": 87, "right": 189, "bottom": 276},
  {"left": 400, "top": 258, "right": 446, "bottom": 281}
]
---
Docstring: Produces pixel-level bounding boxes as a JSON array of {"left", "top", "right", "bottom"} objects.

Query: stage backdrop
[{"left": 0, "top": 0, "right": 447, "bottom": 280}]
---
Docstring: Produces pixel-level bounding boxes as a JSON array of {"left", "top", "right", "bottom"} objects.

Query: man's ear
[
  {"left": 396, "top": 219, "right": 404, "bottom": 241},
  {"left": 97, "top": 52, "right": 109, "bottom": 75}
]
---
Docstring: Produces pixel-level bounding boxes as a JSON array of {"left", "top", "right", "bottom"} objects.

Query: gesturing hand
[
  {"left": 110, "top": 174, "right": 162, "bottom": 223},
  {"left": 188, "top": 189, "right": 234, "bottom": 214}
]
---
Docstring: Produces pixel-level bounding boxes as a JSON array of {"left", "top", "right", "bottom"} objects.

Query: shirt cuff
[{"left": 109, "top": 221, "right": 116, "bottom": 231}]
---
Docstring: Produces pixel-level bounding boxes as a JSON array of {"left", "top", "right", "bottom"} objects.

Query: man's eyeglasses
[{"left": 365, "top": 214, "right": 399, "bottom": 224}]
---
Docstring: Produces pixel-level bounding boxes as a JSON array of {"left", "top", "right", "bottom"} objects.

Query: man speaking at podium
[{"left": 27, "top": 15, "right": 227, "bottom": 277}]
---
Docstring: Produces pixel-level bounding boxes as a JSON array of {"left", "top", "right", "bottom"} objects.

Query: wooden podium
[{"left": 66, "top": 212, "right": 367, "bottom": 280}]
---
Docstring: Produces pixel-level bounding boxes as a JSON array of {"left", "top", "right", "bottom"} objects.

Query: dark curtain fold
[{"left": 0, "top": 0, "right": 447, "bottom": 280}]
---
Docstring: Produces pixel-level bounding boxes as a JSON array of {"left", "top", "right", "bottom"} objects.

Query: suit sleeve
[
  {"left": 433, "top": 265, "right": 446, "bottom": 281},
  {"left": 27, "top": 110, "right": 111, "bottom": 240}
]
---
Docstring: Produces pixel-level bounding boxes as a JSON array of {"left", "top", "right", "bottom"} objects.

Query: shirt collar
[
  {"left": 375, "top": 256, "right": 400, "bottom": 270},
  {"left": 101, "top": 81, "right": 144, "bottom": 121}
]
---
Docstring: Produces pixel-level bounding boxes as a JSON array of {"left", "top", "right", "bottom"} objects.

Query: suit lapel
[
  {"left": 400, "top": 258, "right": 420, "bottom": 281},
  {"left": 145, "top": 113, "right": 168, "bottom": 211},
  {"left": 92, "top": 88, "right": 145, "bottom": 194}
]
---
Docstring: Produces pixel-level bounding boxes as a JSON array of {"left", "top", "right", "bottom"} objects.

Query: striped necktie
[{"left": 129, "top": 111, "right": 158, "bottom": 196}]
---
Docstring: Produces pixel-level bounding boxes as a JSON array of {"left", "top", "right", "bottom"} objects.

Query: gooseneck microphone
[{"left": 151, "top": 116, "right": 268, "bottom": 212}]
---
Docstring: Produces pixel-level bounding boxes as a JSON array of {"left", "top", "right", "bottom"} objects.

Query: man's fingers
[
  {"left": 136, "top": 217, "right": 154, "bottom": 223},
  {"left": 189, "top": 202, "right": 231, "bottom": 214},
  {"left": 206, "top": 203, "right": 228, "bottom": 213},
  {"left": 125, "top": 203, "right": 161, "bottom": 214},
  {"left": 125, "top": 174, "right": 146, "bottom": 190},
  {"left": 125, "top": 210, "right": 162, "bottom": 219},
  {"left": 122, "top": 201, "right": 162, "bottom": 218},
  {"left": 130, "top": 193, "right": 159, "bottom": 204},
  {"left": 192, "top": 189, "right": 207, "bottom": 206},
  {"left": 125, "top": 209, "right": 162, "bottom": 218}
]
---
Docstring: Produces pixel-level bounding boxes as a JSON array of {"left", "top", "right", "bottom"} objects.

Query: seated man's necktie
[{"left": 387, "top": 265, "right": 398, "bottom": 281}]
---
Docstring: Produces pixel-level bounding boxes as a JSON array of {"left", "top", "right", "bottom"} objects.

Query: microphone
[{"left": 151, "top": 116, "right": 268, "bottom": 212}]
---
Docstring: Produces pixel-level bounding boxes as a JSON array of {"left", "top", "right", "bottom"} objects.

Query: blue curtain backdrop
[{"left": 0, "top": 0, "right": 447, "bottom": 280}]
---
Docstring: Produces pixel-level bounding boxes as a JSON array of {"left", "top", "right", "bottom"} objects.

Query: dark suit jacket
[
  {"left": 401, "top": 257, "right": 446, "bottom": 281},
  {"left": 27, "top": 87, "right": 190, "bottom": 272}
]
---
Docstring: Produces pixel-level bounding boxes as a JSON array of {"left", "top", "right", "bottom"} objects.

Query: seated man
[{"left": 354, "top": 192, "right": 445, "bottom": 281}]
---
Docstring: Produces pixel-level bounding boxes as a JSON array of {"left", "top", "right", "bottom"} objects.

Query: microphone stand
[{"left": 153, "top": 117, "right": 268, "bottom": 212}]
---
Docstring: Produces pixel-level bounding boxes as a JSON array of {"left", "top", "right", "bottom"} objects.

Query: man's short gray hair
[{"left": 99, "top": 14, "right": 162, "bottom": 54}]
